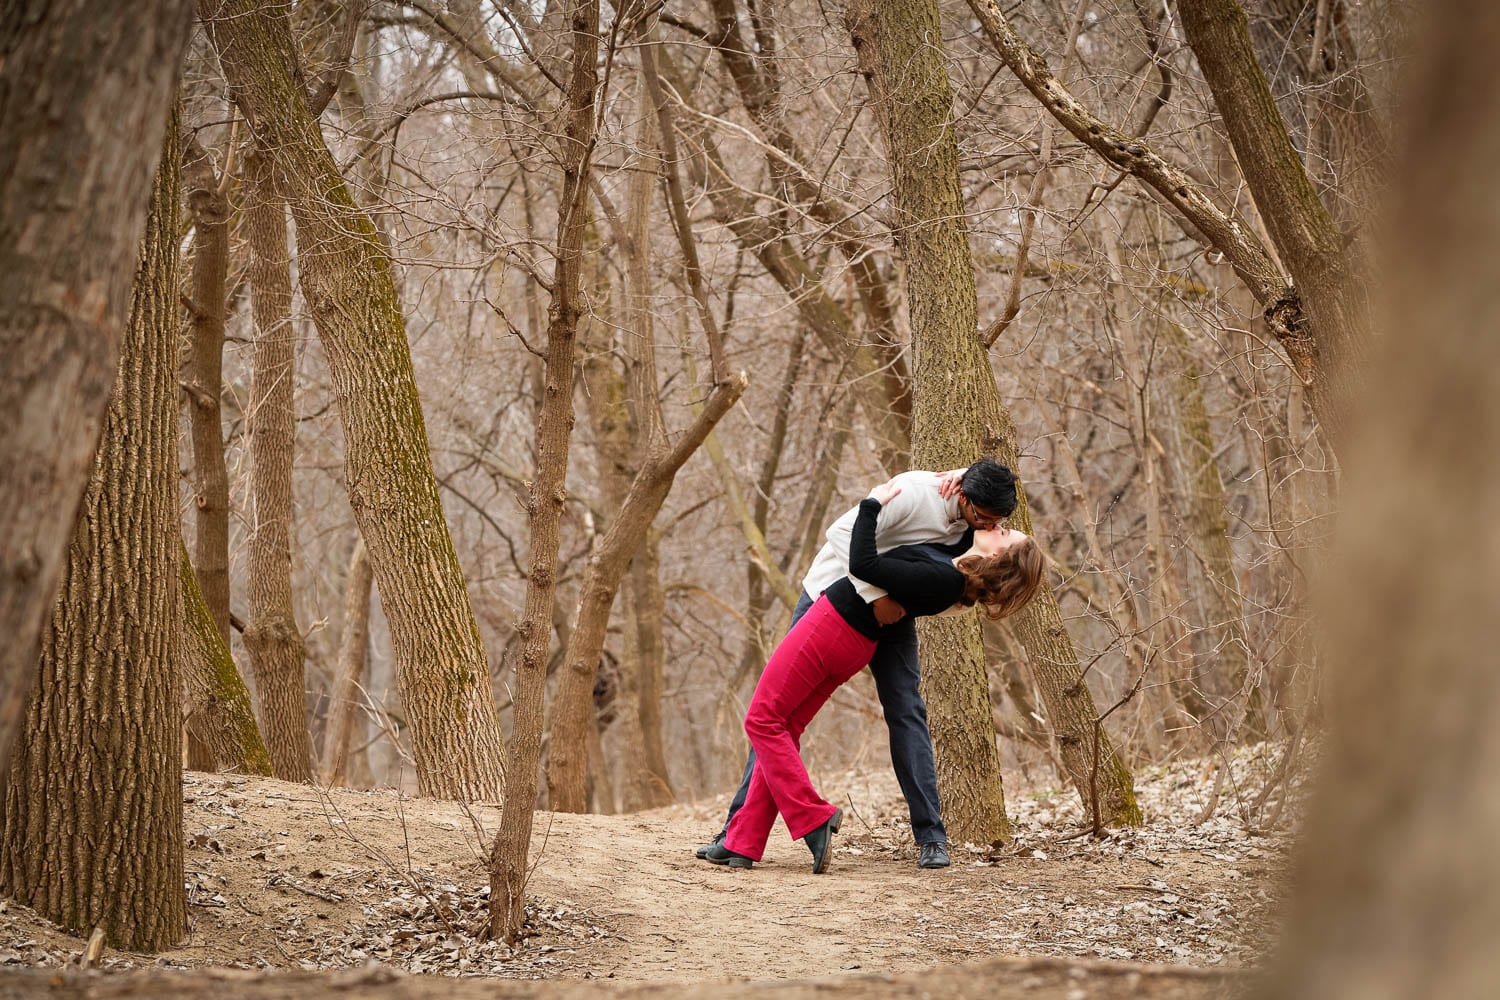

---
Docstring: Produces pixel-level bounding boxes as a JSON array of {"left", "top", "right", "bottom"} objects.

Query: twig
[
  {"left": 267, "top": 874, "right": 344, "bottom": 903},
  {"left": 844, "top": 794, "right": 875, "bottom": 837},
  {"left": 312, "top": 784, "right": 461, "bottom": 936}
]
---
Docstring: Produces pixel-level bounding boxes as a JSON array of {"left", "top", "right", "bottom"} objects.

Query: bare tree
[
  {"left": 965, "top": 0, "right": 1365, "bottom": 448},
  {"left": 240, "top": 144, "right": 314, "bottom": 783},
  {"left": 181, "top": 134, "right": 234, "bottom": 644},
  {"left": 847, "top": 0, "right": 1140, "bottom": 838},
  {"left": 545, "top": 30, "right": 749, "bottom": 813},
  {"left": 490, "top": 0, "right": 601, "bottom": 942},
  {"left": 0, "top": 122, "right": 187, "bottom": 952},
  {"left": 1176, "top": 0, "right": 1371, "bottom": 444},
  {"left": 202, "top": 0, "right": 505, "bottom": 798},
  {"left": 322, "top": 539, "right": 373, "bottom": 787}
]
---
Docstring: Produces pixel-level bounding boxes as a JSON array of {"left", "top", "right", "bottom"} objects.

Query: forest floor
[{"left": 0, "top": 743, "right": 1303, "bottom": 999}]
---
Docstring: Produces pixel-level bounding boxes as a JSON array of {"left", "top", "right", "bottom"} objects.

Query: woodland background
[
  {"left": 173, "top": 0, "right": 1372, "bottom": 807},
  {"left": 4, "top": 0, "right": 1499, "bottom": 996}
]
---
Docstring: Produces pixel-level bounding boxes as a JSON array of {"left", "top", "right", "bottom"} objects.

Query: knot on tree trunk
[{"left": 1264, "top": 291, "right": 1318, "bottom": 383}]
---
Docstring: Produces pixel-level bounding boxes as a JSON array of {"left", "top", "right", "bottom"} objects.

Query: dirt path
[{"left": 0, "top": 750, "right": 1297, "bottom": 996}]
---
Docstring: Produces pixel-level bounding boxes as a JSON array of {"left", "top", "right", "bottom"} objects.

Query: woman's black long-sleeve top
[{"left": 823, "top": 498, "right": 968, "bottom": 640}]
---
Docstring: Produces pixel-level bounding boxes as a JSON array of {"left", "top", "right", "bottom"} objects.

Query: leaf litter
[{"left": 0, "top": 741, "right": 1308, "bottom": 986}]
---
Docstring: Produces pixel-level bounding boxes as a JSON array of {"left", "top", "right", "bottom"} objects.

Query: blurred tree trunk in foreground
[
  {"left": 1262, "top": 3, "right": 1500, "bottom": 997},
  {"left": 0, "top": 0, "right": 192, "bottom": 778},
  {"left": 0, "top": 124, "right": 186, "bottom": 952}
]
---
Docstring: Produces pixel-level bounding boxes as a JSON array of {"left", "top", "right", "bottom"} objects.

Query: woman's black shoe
[
  {"left": 804, "top": 808, "right": 843, "bottom": 874},
  {"left": 701, "top": 843, "right": 754, "bottom": 869},
  {"left": 694, "top": 832, "right": 726, "bottom": 859}
]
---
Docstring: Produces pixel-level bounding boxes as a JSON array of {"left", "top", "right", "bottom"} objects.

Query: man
[{"left": 696, "top": 459, "right": 1019, "bottom": 869}]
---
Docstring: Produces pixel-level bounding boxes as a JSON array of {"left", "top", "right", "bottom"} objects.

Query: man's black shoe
[
  {"left": 701, "top": 843, "right": 753, "bottom": 869},
  {"left": 804, "top": 808, "right": 843, "bottom": 874},
  {"left": 694, "top": 831, "right": 726, "bottom": 859},
  {"left": 918, "top": 842, "right": 951, "bottom": 869}
]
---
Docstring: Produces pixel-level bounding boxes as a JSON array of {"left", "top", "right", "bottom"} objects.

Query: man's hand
[
  {"left": 936, "top": 468, "right": 964, "bottom": 500},
  {"left": 869, "top": 479, "right": 903, "bottom": 505},
  {"left": 872, "top": 595, "right": 907, "bottom": 625}
]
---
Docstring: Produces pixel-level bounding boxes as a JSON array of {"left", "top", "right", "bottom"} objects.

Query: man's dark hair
[{"left": 961, "top": 460, "right": 1018, "bottom": 517}]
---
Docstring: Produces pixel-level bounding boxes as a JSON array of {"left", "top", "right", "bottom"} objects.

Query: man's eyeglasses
[{"left": 962, "top": 494, "right": 1007, "bottom": 529}]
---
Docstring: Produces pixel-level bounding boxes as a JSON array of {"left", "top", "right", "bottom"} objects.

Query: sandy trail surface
[{"left": 0, "top": 750, "right": 1296, "bottom": 997}]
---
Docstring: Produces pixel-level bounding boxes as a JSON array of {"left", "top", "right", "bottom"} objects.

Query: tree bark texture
[
  {"left": 0, "top": 123, "right": 187, "bottom": 952},
  {"left": 848, "top": 0, "right": 1140, "bottom": 833},
  {"left": 322, "top": 538, "right": 373, "bottom": 787},
  {"left": 202, "top": 0, "right": 504, "bottom": 799},
  {"left": 1262, "top": 3, "right": 1500, "bottom": 995},
  {"left": 845, "top": 0, "right": 1011, "bottom": 847},
  {"left": 491, "top": 0, "right": 598, "bottom": 942},
  {"left": 240, "top": 144, "right": 313, "bottom": 783},
  {"left": 1176, "top": 0, "right": 1371, "bottom": 447},
  {"left": 0, "top": 0, "right": 193, "bottom": 778},
  {"left": 181, "top": 136, "right": 234, "bottom": 644},
  {"left": 180, "top": 545, "right": 273, "bottom": 776}
]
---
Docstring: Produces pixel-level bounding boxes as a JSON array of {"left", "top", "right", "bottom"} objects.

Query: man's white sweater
[{"left": 801, "top": 471, "right": 969, "bottom": 603}]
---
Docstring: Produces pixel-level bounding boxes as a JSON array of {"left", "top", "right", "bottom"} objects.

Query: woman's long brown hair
[{"left": 956, "top": 538, "right": 1045, "bottom": 620}]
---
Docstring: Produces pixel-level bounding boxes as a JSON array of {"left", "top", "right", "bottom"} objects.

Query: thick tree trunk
[
  {"left": 322, "top": 539, "right": 373, "bottom": 787},
  {"left": 844, "top": 0, "right": 1009, "bottom": 846},
  {"left": 182, "top": 137, "right": 234, "bottom": 644},
  {"left": 1262, "top": 4, "right": 1500, "bottom": 995},
  {"left": 847, "top": 0, "right": 1140, "bottom": 835},
  {"left": 490, "top": 0, "right": 599, "bottom": 943},
  {"left": 0, "top": 124, "right": 187, "bottom": 952},
  {"left": 0, "top": 0, "right": 192, "bottom": 776},
  {"left": 180, "top": 545, "right": 273, "bottom": 776},
  {"left": 1176, "top": 0, "right": 1371, "bottom": 446},
  {"left": 202, "top": 0, "right": 504, "bottom": 799},
  {"left": 240, "top": 145, "right": 314, "bottom": 783}
]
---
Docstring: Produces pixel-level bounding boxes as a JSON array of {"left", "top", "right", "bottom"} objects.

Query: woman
[{"left": 702, "top": 479, "right": 1044, "bottom": 873}]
